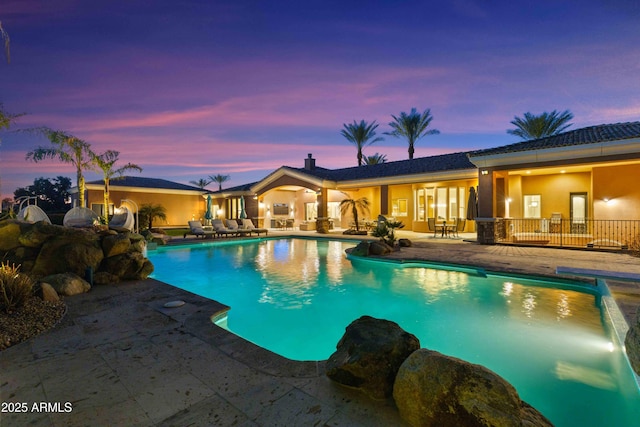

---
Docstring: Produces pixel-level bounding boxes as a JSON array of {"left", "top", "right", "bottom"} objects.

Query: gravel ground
[{"left": 0, "top": 297, "right": 66, "bottom": 350}]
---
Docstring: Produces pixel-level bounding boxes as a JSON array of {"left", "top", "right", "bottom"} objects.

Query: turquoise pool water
[{"left": 149, "top": 238, "right": 640, "bottom": 427}]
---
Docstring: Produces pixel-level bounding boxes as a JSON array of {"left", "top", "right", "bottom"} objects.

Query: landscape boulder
[
  {"left": 326, "top": 316, "right": 420, "bottom": 399},
  {"left": 348, "top": 241, "right": 370, "bottom": 257},
  {"left": 625, "top": 308, "right": 640, "bottom": 375},
  {"left": 36, "top": 282, "right": 60, "bottom": 302},
  {"left": 31, "top": 235, "right": 104, "bottom": 277},
  {"left": 0, "top": 220, "right": 22, "bottom": 251},
  {"left": 102, "top": 233, "right": 132, "bottom": 257},
  {"left": 42, "top": 272, "right": 91, "bottom": 296},
  {"left": 92, "top": 271, "right": 120, "bottom": 286},
  {"left": 100, "top": 251, "right": 154, "bottom": 280},
  {"left": 393, "top": 349, "right": 553, "bottom": 427},
  {"left": 398, "top": 238, "right": 412, "bottom": 247},
  {"left": 369, "top": 241, "right": 392, "bottom": 255}
]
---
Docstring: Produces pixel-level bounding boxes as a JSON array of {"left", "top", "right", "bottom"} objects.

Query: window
[
  {"left": 392, "top": 198, "right": 408, "bottom": 217},
  {"left": 436, "top": 188, "right": 447, "bottom": 219},
  {"left": 327, "top": 202, "right": 341, "bottom": 220},
  {"left": 458, "top": 186, "right": 466, "bottom": 219},
  {"left": 305, "top": 202, "right": 317, "bottom": 221},
  {"left": 524, "top": 195, "right": 541, "bottom": 218},
  {"left": 91, "top": 203, "right": 114, "bottom": 217},
  {"left": 416, "top": 189, "right": 425, "bottom": 221},
  {"left": 449, "top": 187, "right": 457, "bottom": 219}
]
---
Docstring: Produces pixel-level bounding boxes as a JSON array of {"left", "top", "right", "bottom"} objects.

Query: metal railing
[{"left": 495, "top": 218, "right": 640, "bottom": 250}]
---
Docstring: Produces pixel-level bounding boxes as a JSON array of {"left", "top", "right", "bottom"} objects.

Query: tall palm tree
[
  {"left": 92, "top": 150, "right": 142, "bottom": 223},
  {"left": 364, "top": 153, "right": 387, "bottom": 165},
  {"left": 0, "top": 21, "right": 10, "bottom": 64},
  {"left": 189, "top": 178, "right": 212, "bottom": 189},
  {"left": 386, "top": 108, "right": 440, "bottom": 160},
  {"left": 26, "top": 129, "right": 94, "bottom": 208},
  {"left": 209, "top": 173, "right": 230, "bottom": 191},
  {"left": 340, "top": 197, "right": 370, "bottom": 232},
  {"left": 507, "top": 110, "right": 573, "bottom": 140},
  {"left": 340, "top": 120, "right": 383, "bottom": 166},
  {"left": 139, "top": 203, "right": 167, "bottom": 230},
  {"left": 0, "top": 105, "right": 24, "bottom": 200}
]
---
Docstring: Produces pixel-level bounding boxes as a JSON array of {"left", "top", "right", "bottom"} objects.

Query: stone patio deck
[{"left": 2, "top": 230, "right": 639, "bottom": 426}]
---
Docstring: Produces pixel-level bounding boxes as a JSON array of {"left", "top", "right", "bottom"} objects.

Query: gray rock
[
  {"left": 349, "top": 241, "right": 370, "bottom": 257},
  {"left": 326, "top": 315, "right": 420, "bottom": 399},
  {"left": 43, "top": 273, "right": 91, "bottom": 296},
  {"left": 36, "top": 282, "right": 60, "bottom": 302},
  {"left": 393, "top": 349, "right": 553, "bottom": 427},
  {"left": 369, "top": 241, "right": 392, "bottom": 255},
  {"left": 398, "top": 238, "right": 412, "bottom": 247},
  {"left": 100, "top": 251, "right": 154, "bottom": 280},
  {"left": 0, "top": 220, "right": 22, "bottom": 251},
  {"left": 624, "top": 308, "right": 640, "bottom": 375}
]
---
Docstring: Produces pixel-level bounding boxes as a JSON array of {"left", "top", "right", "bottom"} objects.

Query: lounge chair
[
  {"left": 184, "top": 220, "right": 215, "bottom": 238},
  {"left": 427, "top": 218, "right": 436, "bottom": 237},
  {"left": 241, "top": 219, "right": 269, "bottom": 236},
  {"left": 210, "top": 219, "right": 242, "bottom": 237},
  {"left": 18, "top": 205, "right": 51, "bottom": 224},
  {"left": 64, "top": 207, "right": 100, "bottom": 228},
  {"left": 225, "top": 219, "right": 252, "bottom": 237},
  {"left": 109, "top": 206, "right": 134, "bottom": 231}
]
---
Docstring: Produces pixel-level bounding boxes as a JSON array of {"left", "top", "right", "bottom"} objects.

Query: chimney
[{"left": 304, "top": 153, "right": 316, "bottom": 170}]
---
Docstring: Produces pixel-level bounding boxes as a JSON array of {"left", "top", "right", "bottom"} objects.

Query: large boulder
[
  {"left": 102, "top": 233, "right": 132, "bottom": 257},
  {"left": 42, "top": 273, "right": 91, "bottom": 296},
  {"left": 624, "top": 308, "right": 640, "bottom": 375},
  {"left": 326, "top": 316, "right": 420, "bottom": 399},
  {"left": 369, "top": 241, "right": 392, "bottom": 255},
  {"left": 393, "top": 349, "right": 553, "bottom": 427},
  {"left": 348, "top": 241, "right": 370, "bottom": 257},
  {"left": 0, "top": 220, "right": 22, "bottom": 251},
  {"left": 100, "top": 251, "right": 154, "bottom": 280},
  {"left": 31, "top": 235, "right": 104, "bottom": 277}
]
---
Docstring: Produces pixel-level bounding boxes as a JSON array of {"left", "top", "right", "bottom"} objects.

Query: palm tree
[
  {"left": 26, "top": 129, "right": 94, "bottom": 208},
  {"left": 386, "top": 108, "right": 440, "bottom": 160},
  {"left": 209, "top": 173, "right": 230, "bottom": 191},
  {"left": 364, "top": 153, "right": 387, "bottom": 165},
  {"left": 139, "top": 203, "right": 167, "bottom": 230},
  {"left": 340, "top": 120, "right": 383, "bottom": 166},
  {"left": 340, "top": 197, "right": 370, "bottom": 232},
  {"left": 0, "top": 21, "right": 10, "bottom": 64},
  {"left": 92, "top": 150, "right": 142, "bottom": 223},
  {"left": 507, "top": 110, "right": 573, "bottom": 140},
  {"left": 189, "top": 178, "right": 212, "bottom": 189},
  {"left": 0, "top": 105, "right": 24, "bottom": 200}
]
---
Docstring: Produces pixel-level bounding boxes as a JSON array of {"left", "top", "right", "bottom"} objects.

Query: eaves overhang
[
  {"left": 83, "top": 183, "right": 205, "bottom": 196},
  {"left": 468, "top": 138, "right": 640, "bottom": 168},
  {"left": 335, "top": 168, "right": 477, "bottom": 189}
]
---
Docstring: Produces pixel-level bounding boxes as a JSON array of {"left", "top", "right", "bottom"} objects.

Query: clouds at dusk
[{"left": 1, "top": 0, "right": 639, "bottom": 198}]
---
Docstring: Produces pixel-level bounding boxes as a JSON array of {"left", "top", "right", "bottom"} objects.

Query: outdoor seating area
[{"left": 429, "top": 218, "right": 466, "bottom": 238}]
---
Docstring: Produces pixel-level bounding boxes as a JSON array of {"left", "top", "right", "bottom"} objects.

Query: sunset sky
[{"left": 1, "top": 0, "right": 639, "bottom": 200}]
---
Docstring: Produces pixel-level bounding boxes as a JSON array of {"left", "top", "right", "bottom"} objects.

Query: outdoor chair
[
  {"left": 427, "top": 217, "right": 437, "bottom": 237},
  {"left": 241, "top": 219, "right": 268, "bottom": 236},
  {"left": 285, "top": 218, "right": 294, "bottom": 230},
  {"left": 184, "top": 220, "right": 215, "bottom": 239},
  {"left": 453, "top": 218, "right": 466, "bottom": 238}
]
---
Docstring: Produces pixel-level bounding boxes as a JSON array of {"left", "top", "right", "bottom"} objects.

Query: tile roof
[
  {"left": 87, "top": 176, "right": 204, "bottom": 192},
  {"left": 469, "top": 121, "right": 640, "bottom": 157},
  {"left": 286, "top": 151, "right": 475, "bottom": 182}
]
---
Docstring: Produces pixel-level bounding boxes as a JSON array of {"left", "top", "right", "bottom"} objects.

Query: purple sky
[{"left": 1, "top": 0, "right": 639, "bottom": 200}]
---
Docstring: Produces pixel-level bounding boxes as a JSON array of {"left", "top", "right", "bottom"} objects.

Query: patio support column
[
  {"left": 316, "top": 187, "right": 330, "bottom": 233},
  {"left": 380, "top": 185, "right": 389, "bottom": 216},
  {"left": 476, "top": 167, "right": 497, "bottom": 244}
]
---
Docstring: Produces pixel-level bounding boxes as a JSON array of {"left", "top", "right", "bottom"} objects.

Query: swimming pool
[{"left": 149, "top": 237, "right": 640, "bottom": 427}]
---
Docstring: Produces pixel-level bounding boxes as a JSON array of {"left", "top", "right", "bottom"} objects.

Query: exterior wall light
[{"left": 481, "top": 170, "right": 488, "bottom": 175}]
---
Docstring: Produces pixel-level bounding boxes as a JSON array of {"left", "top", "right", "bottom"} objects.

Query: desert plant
[
  {"left": 372, "top": 219, "right": 405, "bottom": 247},
  {"left": 0, "top": 263, "right": 34, "bottom": 313}
]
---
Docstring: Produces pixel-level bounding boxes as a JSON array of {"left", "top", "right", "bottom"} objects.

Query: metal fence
[{"left": 495, "top": 218, "right": 640, "bottom": 250}]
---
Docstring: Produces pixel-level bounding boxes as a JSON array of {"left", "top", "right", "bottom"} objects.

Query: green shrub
[{"left": 0, "top": 262, "right": 34, "bottom": 313}]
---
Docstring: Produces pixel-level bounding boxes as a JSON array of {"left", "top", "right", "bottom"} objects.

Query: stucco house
[{"left": 77, "top": 121, "right": 640, "bottom": 248}]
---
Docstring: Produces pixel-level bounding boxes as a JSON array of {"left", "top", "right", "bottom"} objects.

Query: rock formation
[
  {"left": 0, "top": 219, "right": 154, "bottom": 288},
  {"left": 326, "top": 316, "right": 420, "bottom": 399},
  {"left": 393, "top": 349, "right": 553, "bottom": 427}
]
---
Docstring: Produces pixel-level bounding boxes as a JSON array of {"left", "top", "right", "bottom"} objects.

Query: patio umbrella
[
  {"left": 204, "top": 194, "right": 213, "bottom": 223},
  {"left": 239, "top": 195, "right": 247, "bottom": 219},
  {"left": 466, "top": 186, "right": 478, "bottom": 220}
]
